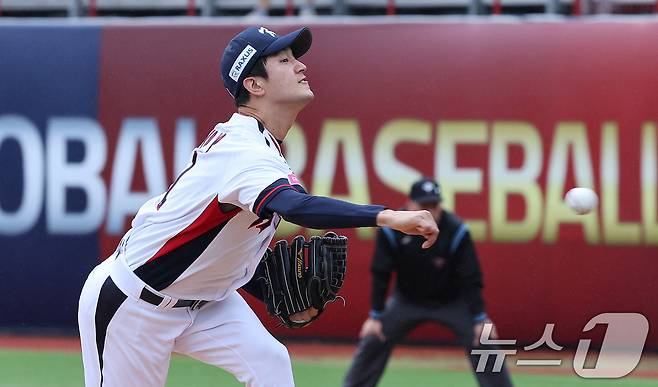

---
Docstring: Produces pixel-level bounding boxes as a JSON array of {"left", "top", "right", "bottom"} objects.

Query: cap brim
[
  {"left": 413, "top": 195, "right": 442, "bottom": 205},
  {"left": 263, "top": 27, "right": 312, "bottom": 58}
]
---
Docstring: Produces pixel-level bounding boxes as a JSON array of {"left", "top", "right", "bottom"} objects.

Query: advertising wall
[{"left": 1, "top": 21, "right": 656, "bottom": 347}]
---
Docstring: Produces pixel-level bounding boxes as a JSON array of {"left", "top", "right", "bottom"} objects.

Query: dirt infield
[
  {"left": 0, "top": 335, "right": 81, "bottom": 353},
  {"left": 2, "top": 335, "right": 657, "bottom": 379}
]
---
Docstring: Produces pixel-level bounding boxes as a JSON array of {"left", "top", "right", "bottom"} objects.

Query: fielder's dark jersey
[{"left": 371, "top": 210, "right": 485, "bottom": 317}]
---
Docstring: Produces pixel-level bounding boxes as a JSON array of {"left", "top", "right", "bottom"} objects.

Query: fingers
[
  {"left": 420, "top": 215, "right": 439, "bottom": 249},
  {"left": 421, "top": 231, "right": 438, "bottom": 249},
  {"left": 364, "top": 325, "right": 386, "bottom": 342},
  {"left": 370, "top": 320, "right": 386, "bottom": 342},
  {"left": 375, "top": 329, "right": 386, "bottom": 342},
  {"left": 489, "top": 322, "right": 498, "bottom": 339},
  {"left": 472, "top": 321, "right": 496, "bottom": 347},
  {"left": 473, "top": 323, "right": 484, "bottom": 347},
  {"left": 290, "top": 314, "right": 307, "bottom": 323},
  {"left": 473, "top": 335, "right": 480, "bottom": 347},
  {"left": 358, "top": 325, "right": 368, "bottom": 339},
  {"left": 386, "top": 210, "right": 439, "bottom": 248},
  {"left": 358, "top": 320, "right": 371, "bottom": 339},
  {"left": 359, "top": 319, "right": 386, "bottom": 341},
  {"left": 290, "top": 307, "right": 318, "bottom": 323}
]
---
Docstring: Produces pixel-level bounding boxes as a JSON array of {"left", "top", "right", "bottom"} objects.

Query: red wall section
[{"left": 97, "top": 21, "right": 658, "bottom": 347}]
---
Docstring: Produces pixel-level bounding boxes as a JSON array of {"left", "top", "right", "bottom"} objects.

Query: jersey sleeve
[
  {"left": 215, "top": 146, "right": 294, "bottom": 215},
  {"left": 263, "top": 188, "right": 384, "bottom": 228}
]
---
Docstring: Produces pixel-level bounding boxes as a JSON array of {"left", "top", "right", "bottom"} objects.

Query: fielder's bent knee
[{"left": 361, "top": 334, "right": 389, "bottom": 350}]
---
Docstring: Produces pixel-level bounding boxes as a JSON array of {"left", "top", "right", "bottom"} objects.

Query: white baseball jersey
[
  {"left": 79, "top": 113, "right": 299, "bottom": 387},
  {"left": 117, "top": 113, "right": 298, "bottom": 301}
]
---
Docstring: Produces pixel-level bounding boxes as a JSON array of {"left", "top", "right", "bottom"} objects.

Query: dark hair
[{"left": 235, "top": 56, "right": 268, "bottom": 107}]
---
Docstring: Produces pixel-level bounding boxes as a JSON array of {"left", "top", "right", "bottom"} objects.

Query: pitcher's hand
[
  {"left": 376, "top": 209, "right": 438, "bottom": 248},
  {"left": 290, "top": 307, "right": 318, "bottom": 324}
]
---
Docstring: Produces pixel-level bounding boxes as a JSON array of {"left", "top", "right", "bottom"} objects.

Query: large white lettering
[
  {"left": 46, "top": 118, "right": 107, "bottom": 234},
  {"left": 601, "top": 122, "right": 641, "bottom": 244},
  {"left": 489, "top": 122, "right": 543, "bottom": 242},
  {"left": 436, "top": 121, "right": 488, "bottom": 240},
  {"left": 641, "top": 122, "right": 658, "bottom": 244},
  {"left": 373, "top": 119, "right": 431, "bottom": 196},
  {"left": 0, "top": 115, "right": 44, "bottom": 235},
  {"left": 0, "top": 114, "right": 653, "bottom": 247},
  {"left": 106, "top": 118, "right": 166, "bottom": 235},
  {"left": 312, "top": 119, "right": 372, "bottom": 238},
  {"left": 543, "top": 123, "right": 599, "bottom": 244}
]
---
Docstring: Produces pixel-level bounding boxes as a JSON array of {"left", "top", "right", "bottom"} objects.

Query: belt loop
[{"left": 110, "top": 257, "right": 186, "bottom": 311}]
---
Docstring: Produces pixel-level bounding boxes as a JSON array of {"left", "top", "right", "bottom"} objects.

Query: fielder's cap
[
  {"left": 409, "top": 177, "right": 443, "bottom": 204},
  {"left": 220, "top": 26, "right": 313, "bottom": 99}
]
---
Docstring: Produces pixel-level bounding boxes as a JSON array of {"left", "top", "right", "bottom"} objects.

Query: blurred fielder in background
[{"left": 343, "top": 177, "right": 513, "bottom": 387}]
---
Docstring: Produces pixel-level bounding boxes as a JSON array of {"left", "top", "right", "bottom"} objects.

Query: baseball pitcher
[{"left": 77, "top": 26, "right": 439, "bottom": 387}]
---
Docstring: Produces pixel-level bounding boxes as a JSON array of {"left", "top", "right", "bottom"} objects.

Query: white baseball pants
[{"left": 78, "top": 257, "right": 294, "bottom": 387}]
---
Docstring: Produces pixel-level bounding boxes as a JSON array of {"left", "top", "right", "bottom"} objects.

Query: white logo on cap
[
  {"left": 229, "top": 44, "right": 257, "bottom": 82},
  {"left": 258, "top": 27, "right": 277, "bottom": 37},
  {"left": 422, "top": 181, "right": 436, "bottom": 193}
]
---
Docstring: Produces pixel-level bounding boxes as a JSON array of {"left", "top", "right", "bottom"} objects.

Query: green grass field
[{"left": 1, "top": 349, "right": 656, "bottom": 387}]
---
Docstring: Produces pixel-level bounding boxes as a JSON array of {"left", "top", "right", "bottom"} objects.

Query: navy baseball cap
[
  {"left": 409, "top": 178, "right": 443, "bottom": 204},
  {"left": 220, "top": 26, "right": 312, "bottom": 99}
]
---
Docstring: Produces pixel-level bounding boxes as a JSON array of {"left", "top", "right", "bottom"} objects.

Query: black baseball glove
[{"left": 254, "top": 232, "right": 348, "bottom": 328}]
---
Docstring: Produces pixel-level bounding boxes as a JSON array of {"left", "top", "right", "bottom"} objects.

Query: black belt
[{"left": 139, "top": 288, "right": 209, "bottom": 310}]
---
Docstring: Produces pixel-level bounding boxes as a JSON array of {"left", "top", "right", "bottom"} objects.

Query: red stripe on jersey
[
  {"left": 147, "top": 197, "right": 242, "bottom": 263},
  {"left": 254, "top": 184, "right": 291, "bottom": 216},
  {"left": 267, "top": 132, "right": 283, "bottom": 157}
]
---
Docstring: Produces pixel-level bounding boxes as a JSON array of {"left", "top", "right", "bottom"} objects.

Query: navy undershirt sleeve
[{"left": 264, "top": 187, "right": 385, "bottom": 229}]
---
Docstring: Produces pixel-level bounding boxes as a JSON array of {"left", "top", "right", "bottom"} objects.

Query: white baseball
[{"left": 565, "top": 187, "right": 598, "bottom": 215}]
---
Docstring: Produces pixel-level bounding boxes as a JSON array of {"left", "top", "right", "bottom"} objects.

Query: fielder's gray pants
[{"left": 343, "top": 294, "right": 514, "bottom": 387}]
